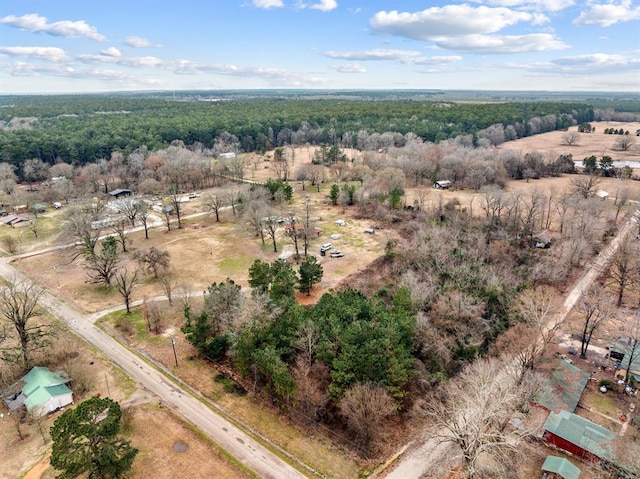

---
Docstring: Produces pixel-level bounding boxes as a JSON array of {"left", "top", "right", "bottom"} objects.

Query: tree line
[{"left": 0, "top": 96, "right": 594, "bottom": 172}]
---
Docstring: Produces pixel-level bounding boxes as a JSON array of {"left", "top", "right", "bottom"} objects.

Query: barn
[{"left": 542, "top": 410, "right": 615, "bottom": 463}]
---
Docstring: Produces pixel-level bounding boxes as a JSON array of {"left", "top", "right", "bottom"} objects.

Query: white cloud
[
  {"left": 324, "top": 48, "right": 423, "bottom": 62},
  {"left": 329, "top": 63, "right": 366, "bottom": 73},
  {"left": 573, "top": 0, "right": 640, "bottom": 27},
  {"left": 252, "top": 0, "right": 284, "bottom": 8},
  {"left": 324, "top": 48, "right": 462, "bottom": 64},
  {"left": 0, "top": 46, "right": 69, "bottom": 62},
  {"left": 124, "top": 36, "right": 153, "bottom": 48},
  {"left": 370, "top": 5, "right": 537, "bottom": 40},
  {"left": 434, "top": 33, "right": 568, "bottom": 53},
  {"left": 0, "top": 13, "right": 106, "bottom": 41},
  {"left": 78, "top": 52, "right": 164, "bottom": 68},
  {"left": 100, "top": 47, "right": 121, "bottom": 57},
  {"left": 552, "top": 53, "right": 640, "bottom": 72},
  {"left": 505, "top": 52, "right": 640, "bottom": 75},
  {"left": 471, "top": 0, "right": 574, "bottom": 12},
  {"left": 1, "top": 61, "right": 76, "bottom": 76},
  {"left": 311, "top": 0, "right": 338, "bottom": 12},
  {"left": 295, "top": 0, "right": 338, "bottom": 11}
]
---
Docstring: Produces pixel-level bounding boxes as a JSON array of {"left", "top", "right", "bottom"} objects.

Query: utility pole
[{"left": 170, "top": 337, "right": 178, "bottom": 367}]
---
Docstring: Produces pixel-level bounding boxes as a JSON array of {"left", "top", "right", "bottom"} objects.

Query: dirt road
[{"left": 0, "top": 259, "right": 307, "bottom": 479}]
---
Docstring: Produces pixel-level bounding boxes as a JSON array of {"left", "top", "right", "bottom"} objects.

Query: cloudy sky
[{"left": 0, "top": 0, "right": 639, "bottom": 93}]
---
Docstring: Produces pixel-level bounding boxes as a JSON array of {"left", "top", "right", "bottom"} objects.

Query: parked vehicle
[
  {"left": 320, "top": 243, "right": 332, "bottom": 252},
  {"left": 330, "top": 250, "right": 344, "bottom": 258}
]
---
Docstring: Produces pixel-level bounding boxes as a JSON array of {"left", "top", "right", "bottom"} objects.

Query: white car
[
  {"left": 330, "top": 250, "right": 344, "bottom": 258},
  {"left": 320, "top": 243, "right": 332, "bottom": 252}
]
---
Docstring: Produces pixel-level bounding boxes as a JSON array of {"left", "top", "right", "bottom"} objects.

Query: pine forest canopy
[{"left": 0, "top": 92, "right": 603, "bottom": 169}]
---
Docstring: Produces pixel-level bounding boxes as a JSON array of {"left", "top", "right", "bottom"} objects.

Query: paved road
[
  {"left": 0, "top": 260, "right": 307, "bottom": 479},
  {"left": 383, "top": 208, "right": 640, "bottom": 479}
]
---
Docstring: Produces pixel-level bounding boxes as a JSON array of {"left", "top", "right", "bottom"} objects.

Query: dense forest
[{"left": 0, "top": 94, "right": 595, "bottom": 173}]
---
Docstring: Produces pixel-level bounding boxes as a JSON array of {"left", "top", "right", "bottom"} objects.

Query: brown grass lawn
[
  {"left": 497, "top": 121, "right": 640, "bottom": 164},
  {"left": 16, "top": 179, "right": 385, "bottom": 315}
]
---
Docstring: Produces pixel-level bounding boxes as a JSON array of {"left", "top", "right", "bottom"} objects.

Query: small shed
[
  {"left": 433, "top": 180, "right": 452, "bottom": 189},
  {"left": 31, "top": 203, "right": 47, "bottom": 214},
  {"left": 541, "top": 455, "right": 580, "bottom": 479},
  {"left": 2, "top": 366, "right": 73, "bottom": 417},
  {"left": 108, "top": 188, "right": 133, "bottom": 199},
  {"left": 0, "top": 214, "right": 31, "bottom": 227},
  {"left": 542, "top": 410, "right": 615, "bottom": 462}
]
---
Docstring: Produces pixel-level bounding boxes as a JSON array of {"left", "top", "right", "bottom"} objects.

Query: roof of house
[
  {"left": 541, "top": 455, "right": 581, "bottom": 479},
  {"left": 617, "top": 343, "right": 640, "bottom": 381},
  {"left": 108, "top": 188, "right": 133, "bottom": 196},
  {"left": 12, "top": 367, "right": 72, "bottom": 412},
  {"left": 537, "top": 360, "right": 590, "bottom": 413},
  {"left": 543, "top": 410, "right": 616, "bottom": 460}
]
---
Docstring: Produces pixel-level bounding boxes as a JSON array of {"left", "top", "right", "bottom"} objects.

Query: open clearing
[{"left": 497, "top": 121, "right": 640, "bottom": 164}]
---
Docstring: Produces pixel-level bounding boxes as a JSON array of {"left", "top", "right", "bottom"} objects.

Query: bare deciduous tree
[
  {"left": 264, "top": 215, "right": 281, "bottom": 253},
  {"left": 422, "top": 357, "right": 531, "bottom": 479},
  {"left": 202, "top": 191, "right": 226, "bottom": 222},
  {"left": 136, "top": 201, "right": 151, "bottom": 240},
  {"left": 114, "top": 268, "right": 138, "bottom": 314},
  {"left": 340, "top": 382, "right": 397, "bottom": 456},
  {"left": 562, "top": 131, "right": 581, "bottom": 146},
  {"left": 571, "top": 174, "right": 601, "bottom": 199},
  {"left": 607, "top": 235, "right": 637, "bottom": 307},
  {"left": 134, "top": 247, "right": 170, "bottom": 279},
  {"left": 0, "top": 278, "right": 54, "bottom": 369},
  {"left": 494, "top": 288, "right": 559, "bottom": 384},
  {"left": 614, "top": 135, "right": 636, "bottom": 152},
  {"left": 577, "top": 289, "right": 611, "bottom": 359}
]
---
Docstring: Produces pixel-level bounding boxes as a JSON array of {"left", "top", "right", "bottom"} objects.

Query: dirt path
[
  {"left": 382, "top": 208, "right": 640, "bottom": 479},
  {"left": 23, "top": 453, "right": 50, "bottom": 479}
]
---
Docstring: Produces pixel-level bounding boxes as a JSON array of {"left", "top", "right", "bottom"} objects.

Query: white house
[
  {"left": 2, "top": 367, "right": 73, "bottom": 417},
  {"left": 433, "top": 180, "right": 452, "bottom": 189}
]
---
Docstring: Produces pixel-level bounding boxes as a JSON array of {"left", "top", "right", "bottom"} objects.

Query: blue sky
[{"left": 0, "top": 0, "right": 639, "bottom": 93}]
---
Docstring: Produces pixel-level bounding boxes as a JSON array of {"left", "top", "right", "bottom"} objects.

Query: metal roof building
[
  {"left": 541, "top": 455, "right": 581, "bottom": 479},
  {"left": 543, "top": 410, "right": 616, "bottom": 463}
]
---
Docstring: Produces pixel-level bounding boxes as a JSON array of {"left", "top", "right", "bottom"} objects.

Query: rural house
[
  {"left": 2, "top": 366, "right": 73, "bottom": 417},
  {"left": 108, "top": 188, "right": 134, "bottom": 199},
  {"left": 432, "top": 180, "right": 452, "bottom": 189},
  {"left": 535, "top": 360, "right": 590, "bottom": 414},
  {"left": 542, "top": 410, "right": 615, "bottom": 463}
]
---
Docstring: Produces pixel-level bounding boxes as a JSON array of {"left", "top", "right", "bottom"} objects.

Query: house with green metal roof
[
  {"left": 542, "top": 410, "right": 616, "bottom": 463},
  {"left": 2, "top": 366, "right": 73, "bottom": 417},
  {"left": 537, "top": 360, "right": 590, "bottom": 414},
  {"left": 541, "top": 455, "right": 581, "bottom": 479}
]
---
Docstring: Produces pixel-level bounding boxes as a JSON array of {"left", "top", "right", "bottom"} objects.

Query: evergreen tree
[
  {"left": 298, "top": 256, "right": 323, "bottom": 295},
  {"left": 50, "top": 397, "right": 138, "bottom": 479}
]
